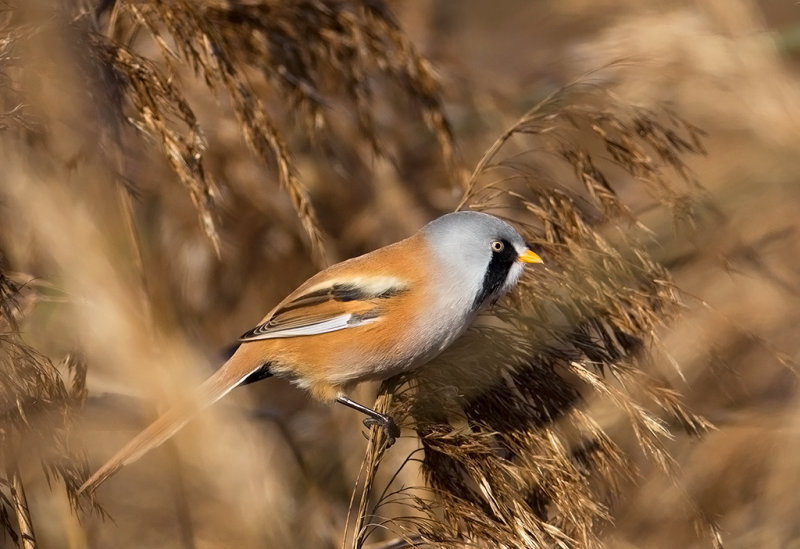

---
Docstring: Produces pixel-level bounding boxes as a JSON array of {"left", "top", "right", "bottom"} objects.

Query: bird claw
[{"left": 363, "top": 415, "right": 400, "bottom": 447}]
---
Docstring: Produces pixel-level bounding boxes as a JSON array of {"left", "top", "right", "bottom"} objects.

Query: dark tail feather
[
  {"left": 220, "top": 343, "right": 272, "bottom": 384},
  {"left": 241, "top": 362, "right": 273, "bottom": 385}
]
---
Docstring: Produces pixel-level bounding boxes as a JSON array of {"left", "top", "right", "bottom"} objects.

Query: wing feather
[{"left": 239, "top": 278, "right": 407, "bottom": 342}]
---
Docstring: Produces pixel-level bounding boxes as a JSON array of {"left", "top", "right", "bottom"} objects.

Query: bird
[{"left": 78, "top": 211, "right": 542, "bottom": 494}]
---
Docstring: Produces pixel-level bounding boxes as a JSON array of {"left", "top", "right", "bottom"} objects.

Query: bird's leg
[{"left": 335, "top": 395, "right": 400, "bottom": 446}]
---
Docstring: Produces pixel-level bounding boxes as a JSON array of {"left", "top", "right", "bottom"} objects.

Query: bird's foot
[{"left": 363, "top": 414, "right": 400, "bottom": 447}]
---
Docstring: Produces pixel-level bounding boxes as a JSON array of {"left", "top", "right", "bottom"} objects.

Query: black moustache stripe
[{"left": 473, "top": 239, "right": 517, "bottom": 309}]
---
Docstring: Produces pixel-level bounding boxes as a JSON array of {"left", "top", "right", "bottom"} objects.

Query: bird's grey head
[{"left": 422, "top": 211, "right": 541, "bottom": 311}]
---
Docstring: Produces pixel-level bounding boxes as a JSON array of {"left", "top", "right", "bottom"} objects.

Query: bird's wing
[{"left": 240, "top": 278, "right": 408, "bottom": 341}]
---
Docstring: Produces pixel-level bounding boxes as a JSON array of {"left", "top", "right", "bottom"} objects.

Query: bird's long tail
[{"left": 78, "top": 347, "right": 265, "bottom": 495}]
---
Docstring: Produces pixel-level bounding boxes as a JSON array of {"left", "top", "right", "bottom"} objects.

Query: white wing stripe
[{"left": 241, "top": 313, "right": 379, "bottom": 341}]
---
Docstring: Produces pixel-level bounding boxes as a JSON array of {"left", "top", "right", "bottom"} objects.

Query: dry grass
[
  {"left": 0, "top": 274, "right": 93, "bottom": 541},
  {"left": 344, "top": 82, "right": 716, "bottom": 548},
  {"left": 2, "top": 0, "right": 800, "bottom": 548}
]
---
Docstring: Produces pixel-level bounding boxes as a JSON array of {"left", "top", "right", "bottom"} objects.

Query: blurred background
[{"left": 1, "top": 0, "right": 800, "bottom": 547}]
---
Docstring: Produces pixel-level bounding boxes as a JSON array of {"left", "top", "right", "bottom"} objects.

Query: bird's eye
[{"left": 491, "top": 240, "right": 505, "bottom": 253}]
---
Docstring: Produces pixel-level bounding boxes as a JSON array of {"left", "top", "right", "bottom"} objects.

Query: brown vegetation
[{"left": 1, "top": 1, "right": 799, "bottom": 548}]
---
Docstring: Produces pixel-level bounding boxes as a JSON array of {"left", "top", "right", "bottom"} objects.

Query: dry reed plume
[
  {"left": 2, "top": 1, "right": 800, "bottom": 548},
  {"left": 346, "top": 84, "right": 715, "bottom": 549}
]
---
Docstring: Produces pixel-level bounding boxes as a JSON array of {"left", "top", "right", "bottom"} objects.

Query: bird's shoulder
[{"left": 283, "top": 233, "right": 428, "bottom": 304}]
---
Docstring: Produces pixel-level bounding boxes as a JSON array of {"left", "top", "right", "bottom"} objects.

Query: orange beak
[{"left": 518, "top": 249, "right": 543, "bottom": 264}]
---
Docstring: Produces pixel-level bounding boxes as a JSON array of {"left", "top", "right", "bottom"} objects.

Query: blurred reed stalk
[{"left": 6, "top": 452, "right": 37, "bottom": 549}]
